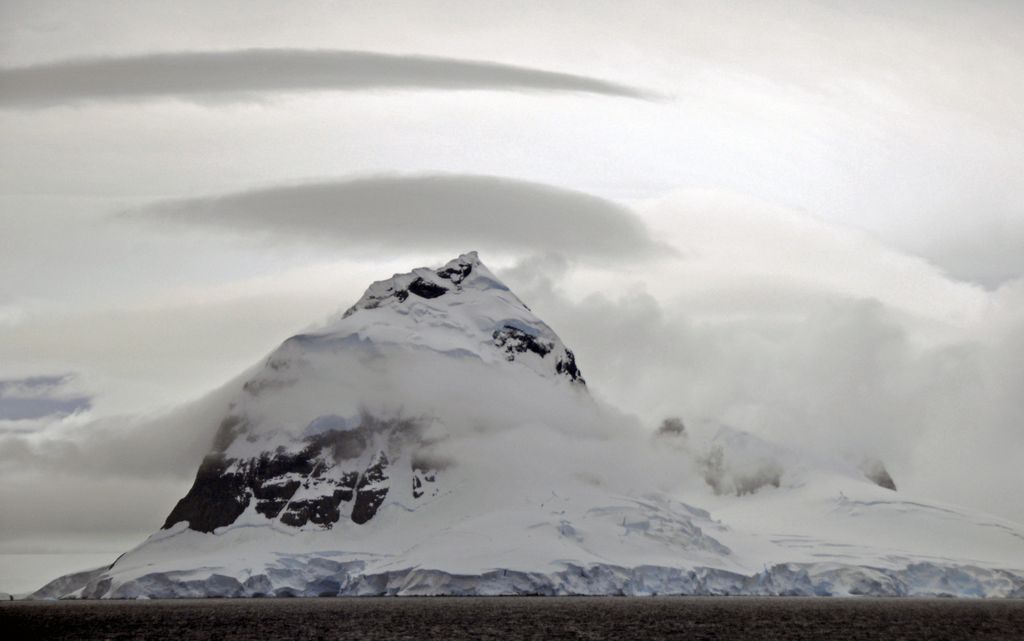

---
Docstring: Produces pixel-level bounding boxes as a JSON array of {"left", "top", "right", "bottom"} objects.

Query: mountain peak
[
  {"left": 343, "top": 251, "right": 500, "bottom": 317},
  {"left": 147, "top": 252, "right": 589, "bottom": 539},
  {"left": 333, "top": 252, "right": 584, "bottom": 385}
]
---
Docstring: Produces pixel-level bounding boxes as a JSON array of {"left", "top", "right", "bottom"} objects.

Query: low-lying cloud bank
[
  {"left": 0, "top": 49, "right": 654, "bottom": 107},
  {"left": 499, "top": 190, "right": 1024, "bottom": 524},
  {"left": 134, "top": 173, "right": 667, "bottom": 260}
]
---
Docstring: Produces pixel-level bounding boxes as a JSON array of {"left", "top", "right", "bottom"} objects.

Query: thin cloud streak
[
  {"left": 134, "top": 174, "right": 669, "bottom": 260},
  {"left": 0, "top": 49, "right": 656, "bottom": 107}
]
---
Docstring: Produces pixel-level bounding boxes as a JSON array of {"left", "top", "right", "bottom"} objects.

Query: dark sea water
[{"left": 3, "top": 597, "right": 1024, "bottom": 641}]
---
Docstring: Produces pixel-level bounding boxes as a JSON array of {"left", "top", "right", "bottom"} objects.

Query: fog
[{"left": 499, "top": 192, "right": 1024, "bottom": 524}]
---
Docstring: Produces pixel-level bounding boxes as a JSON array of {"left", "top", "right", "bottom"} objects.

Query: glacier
[{"left": 34, "top": 560, "right": 1024, "bottom": 600}]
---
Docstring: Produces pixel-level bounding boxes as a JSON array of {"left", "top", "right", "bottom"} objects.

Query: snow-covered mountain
[
  {"left": 160, "top": 251, "right": 586, "bottom": 535},
  {"left": 35, "top": 253, "right": 1024, "bottom": 598}
]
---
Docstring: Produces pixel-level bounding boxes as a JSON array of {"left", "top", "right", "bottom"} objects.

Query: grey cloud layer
[
  {"left": 138, "top": 174, "right": 665, "bottom": 259},
  {"left": 0, "top": 49, "right": 653, "bottom": 107},
  {"left": 0, "top": 375, "right": 91, "bottom": 422}
]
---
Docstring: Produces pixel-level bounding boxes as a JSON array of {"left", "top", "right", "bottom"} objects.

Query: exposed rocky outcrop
[
  {"left": 861, "top": 458, "right": 897, "bottom": 491},
  {"left": 407, "top": 277, "right": 448, "bottom": 299},
  {"left": 699, "top": 444, "right": 783, "bottom": 497},
  {"left": 332, "top": 252, "right": 584, "bottom": 384},
  {"left": 492, "top": 325, "right": 585, "bottom": 384},
  {"left": 162, "top": 454, "right": 250, "bottom": 533},
  {"left": 351, "top": 451, "right": 390, "bottom": 525},
  {"left": 656, "top": 417, "right": 686, "bottom": 438},
  {"left": 493, "top": 325, "right": 553, "bottom": 359},
  {"left": 164, "top": 415, "right": 433, "bottom": 532}
]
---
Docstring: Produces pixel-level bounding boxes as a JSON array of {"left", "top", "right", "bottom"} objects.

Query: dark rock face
[
  {"left": 253, "top": 480, "right": 300, "bottom": 519},
  {"left": 555, "top": 350, "right": 585, "bottom": 384},
  {"left": 412, "top": 468, "right": 438, "bottom": 499},
  {"left": 437, "top": 259, "right": 473, "bottom": 284},
  {"left": 861, "top": 458, "right": 897, "bottom": 491},
  {"left": 277, "top": 471, "right": 357, "bottom": 528},
  {"left": 656, "top": 417, "right": 687, "bottom": 437},
  {"left": 280, "top": 491, "right": 346, "bottom": 528},
  {"left": 351, "top": 451, "right": 390, "bottom": 525},
  {"left": 342, "top": 256, "right": 475, "bottom": 318},
  {"left": 492, "top": 325, "right": 586, "bottom": 385},
  {"left": 162, "top": 455, "right": 250, "bottom": 533},
  {"left": 407, "top": 278, "right": 448, "bottom": 299},
  {"left": 164, "top": 416, "right": 436, "bottom": 533},
  {"left": 493, "top": 325, "right": 554, "bottom": 359},
  {"left": 871, "top": 470, "right": 897, "bottom": 491}
]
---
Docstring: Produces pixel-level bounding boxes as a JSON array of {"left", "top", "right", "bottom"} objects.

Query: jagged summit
[
  {"left": 343, "top": 251, "right": 494, "bottom": 316},
  {"left": 327, "top": 251, "right": 584, "bottom": 384}
]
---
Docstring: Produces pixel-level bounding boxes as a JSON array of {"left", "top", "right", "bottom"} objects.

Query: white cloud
[
  {"left": 500, "top": 191, "right": 1024, "bottom": 523},
  {"left": 135, "top": 174, "right": 667, "bottom": 261}
]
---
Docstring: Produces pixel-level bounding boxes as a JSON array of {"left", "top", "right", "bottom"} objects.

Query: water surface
[{"left": 3, "top": 596, "right": 1024, "bottom": 640}]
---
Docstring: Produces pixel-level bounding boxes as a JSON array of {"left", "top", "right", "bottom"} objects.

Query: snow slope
[{"left": 34, "top": 253, "right": 1024, "bottom": 598}]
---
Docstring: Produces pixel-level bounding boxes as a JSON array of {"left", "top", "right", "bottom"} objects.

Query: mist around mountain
[{"left": 32, "top": 253, "right": 1024, "bottom": 598}]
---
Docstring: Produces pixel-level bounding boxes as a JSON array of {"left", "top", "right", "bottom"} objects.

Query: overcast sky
[{"left": 2, "top": 0, "right": 1023, "bottom": 593}]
